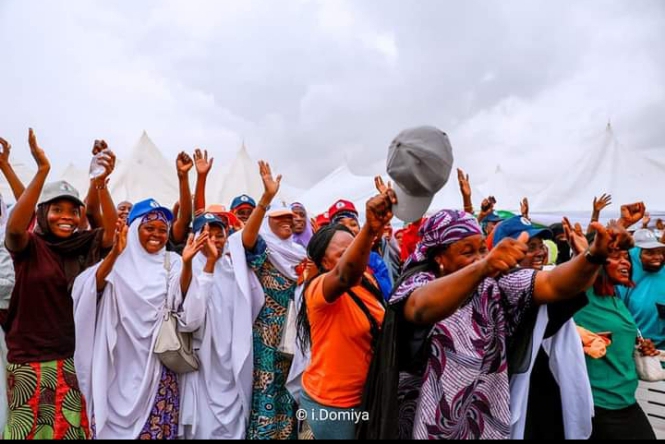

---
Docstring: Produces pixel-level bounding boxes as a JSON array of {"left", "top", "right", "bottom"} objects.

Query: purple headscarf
[
  {"left": 408, "top": 209, "right": 482, "bottom": 264},
  {"left": 291, "top": 202, "right": 314, "bottom": 249}
]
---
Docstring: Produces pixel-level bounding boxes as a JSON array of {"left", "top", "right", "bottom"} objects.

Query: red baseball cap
[
  {"left": 328, "top": 199, "right": 358, "bottom": 221},
  {"left": 315, "top": 212, "right": 330, "bottom": 227}
]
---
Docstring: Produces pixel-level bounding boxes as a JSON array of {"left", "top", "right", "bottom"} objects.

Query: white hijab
[
  {"left": 259, "top": 214, "right": 306, "bottom": 280},
  {"left": 179, "top": 239, "right": 246, "bottom": 439},
  {"left": 73, "top": 218, "right": 207, "bottom": 439}
]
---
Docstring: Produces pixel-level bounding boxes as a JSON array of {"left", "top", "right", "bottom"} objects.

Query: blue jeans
[{"left": 299, "top": 391, "right": 359, "bottom": 440}]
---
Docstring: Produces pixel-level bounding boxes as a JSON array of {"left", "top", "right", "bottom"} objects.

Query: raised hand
[
  {"left": 365, "top": 190, "right": 397, "bottom": 234},
  {"left": 457, "top": 168, "right": 471, "bottom": 198},
  {"left": 176, "top": 151, "right": 194, "bottom": 178},
  {"left": 606, "top": 220, "right": 634, "bottom": 252},
  {"left": 28, "top": 128, "right": 50, "bottom": 171},
  {"left": 0, "top": 137, "right": 12, "bottom": 167},
  {"left": 201, "top": 224, "right": 220, "bottom": 261},
  {"left": 642, "top": 212, "right": 651, "bottom": 229},
  {"left": 593, "top": 193, "right": 612, "bottom": 213},
  {"left": 258, "top": 160, "right": 281, "bottom": 198},
  {"left": 182, "top": 230, "right": 210, "bottom": 264},
  {"left": 374, "top": 176, "right": 392, "bottom": 195},
  {"left": 562, "top": 217, "right": 588, "bottom": 256},
  {"left": 193, "top": 148, "right": 214, "bottom": 176},
  {"left": 520, "top": 197, "right": 530, "bottom": 220},
  {"left": 482, "top": 231, "right": 529, "bottom": 277},
  {"left": 620, "top": 202, "right": 646, "bottom": 228},
  {"left": 93, "top": 141, "right": 116, "bottom": 182},
  {"left": 92, "top": 139, "right": 107, "bottom": 156},
  {"left": 480, "top": 196, "right": 496, "bottom": 213},
  {"left": 111, "top": 218, "right": 129, "bottom": 256}
]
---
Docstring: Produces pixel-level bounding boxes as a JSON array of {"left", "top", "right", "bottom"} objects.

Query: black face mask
[{"left": 555, "top": 240, "right": 571, "bottom": 265}]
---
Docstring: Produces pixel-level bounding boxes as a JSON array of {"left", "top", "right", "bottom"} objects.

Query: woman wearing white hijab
[
  {"left": 179, "top": 212, "right": 246, "bottom": 439},
  {"left": 72, "top": 198, "right": 214, "bottom": 439},
  {"left": 225, "top": 161, "right": 307, "bottom": 440}
]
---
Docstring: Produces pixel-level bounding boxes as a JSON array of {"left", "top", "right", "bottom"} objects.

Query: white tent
[
  {"left": 476, "top": 164, "right": 534, "bottom": 213},
  {"left": 297, "top": 163, "right": 481, "bottom": 221},
  {"left": 110, "top": 131, "right": 179, "bottom": 206},
  {"left": 59, "top": 163, "right": 91, "bottom": 197},
  {"left": 212, "top": 143, "right": 263, "bottom": 208},
  {"left": 530, "top": 124, "right": 665, "bottom": 225},
  {"left": 0, "top": 162, "right": 35, "bottom": 203}
]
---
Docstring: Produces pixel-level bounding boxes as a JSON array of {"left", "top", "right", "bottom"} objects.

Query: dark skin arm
[
  {"left": 404, "top": 221, "right": 624, "bottom": 325},
  {"left": 321, "top": 189, "right": 396, "bottom": 303},
  {"left": 457, "top": 168, "right": 473, "bottom": 214},
  {"left": 5, "top": 129, "right": 50, "bottom": 253},
  {"left": 96, "top": 218, "right": 128, "bottom": 291},
  {"left": 587, "top": 194, "right": 612, "bottom": 234},
  {"left": 172, "top": 152, "right": 194, "bottom": 244},
  {"left": 242, "top": 160, "right": 280, "bottom": 250},
  {"left": 84, "top": 141, "right": 117, "bottom": 247},
  {"left": 193, "top": 149, "right": 214, "bottom": 213},
  {"left": 180, "top": 229, "right": 210, "bottom": 295},
  {"left": 0, "top": 137, "right": 26, "bottom": 200},
  {"left": 84, "top": 140, "right": 107, "bottom": 229}
]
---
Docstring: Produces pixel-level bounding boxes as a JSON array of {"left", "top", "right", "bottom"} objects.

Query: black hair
[{"left": 296, "top": 224, "right": 353, "bottom": 352}]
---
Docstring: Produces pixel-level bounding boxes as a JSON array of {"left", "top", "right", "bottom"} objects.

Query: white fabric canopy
[{"left": 109, "top": 131, "right": 179, "bottom": 207}]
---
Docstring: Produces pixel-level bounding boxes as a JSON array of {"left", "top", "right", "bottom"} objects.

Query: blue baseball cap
[
  {"left": 192, "top": 213, "right": 227, "bottom": 234},
  {"left": 492, "top": 216, "right": 553, "bottom": 245},
  {"left": 127, "top": 198, "right": 174, "bottom": 226},
  {"left": 483, "top": 211, "right": 504, "bottom": 223},
  {"left": 230, "top": 194, "right": 256, "bottom": 211}
]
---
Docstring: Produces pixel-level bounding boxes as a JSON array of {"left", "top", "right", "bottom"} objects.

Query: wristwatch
[{"left": 584, "top": 248, "right": 608, "bottom": 265}]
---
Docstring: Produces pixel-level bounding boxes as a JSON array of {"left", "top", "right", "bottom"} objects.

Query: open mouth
[
  {"left": 618, "top": 267, "right": 630, "bottom": 277},
  {"left": 148, "top": 239, "right": 163, "bottom": 247},
  {"left": 57, "top": 224, "right": 75, "bottom": 232}
]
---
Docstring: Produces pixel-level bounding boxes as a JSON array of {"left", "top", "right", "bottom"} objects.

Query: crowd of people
[{"left": 0, "top": 128, "right": 663, "bottom": 440}]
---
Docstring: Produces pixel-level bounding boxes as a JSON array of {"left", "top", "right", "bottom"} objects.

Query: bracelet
[
  {"left": 584, "top": 248, "right": 608, "bottom": 265},
  {"left": 258, "top": 202, "right": 269, "bottom": 211}
]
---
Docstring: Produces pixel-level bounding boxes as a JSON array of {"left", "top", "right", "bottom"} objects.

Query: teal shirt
[
  {"left": 617, "top": 248, "right": 665, "bottom": 349},
  {"left": 574, "top": 288, "right": 639, "bottom": 410}
]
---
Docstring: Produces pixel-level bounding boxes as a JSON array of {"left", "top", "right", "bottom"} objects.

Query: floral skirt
[
  {"left": 138, "top": 366, "right": 180, "bottom": 440},
  {"left": 3, "top": 358, "right": 90, "bottom": 440}
]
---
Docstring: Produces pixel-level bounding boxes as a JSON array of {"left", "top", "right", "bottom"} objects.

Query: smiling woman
[{"left": 2, "top": 129, "right": 116, "bottom": 439}]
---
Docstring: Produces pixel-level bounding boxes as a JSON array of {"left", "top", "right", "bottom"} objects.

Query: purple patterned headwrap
[
  {"left": 140, "top": 210, "right": 170, "bottom": 227},
  {"left": 408, "top": 209, "right": 482, "bottom": 264}
]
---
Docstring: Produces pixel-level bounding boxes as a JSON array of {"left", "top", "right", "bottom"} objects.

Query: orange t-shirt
[{"left": 302, "top": 274, "right": 385, "bottom": 408}]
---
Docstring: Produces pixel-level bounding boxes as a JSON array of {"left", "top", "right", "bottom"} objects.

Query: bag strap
[
  {"left": 348, "top": 289, "right": 381, "bottom": 349},
  {"left": 163, "top": 252, "right": 172, "bottom": 315}
]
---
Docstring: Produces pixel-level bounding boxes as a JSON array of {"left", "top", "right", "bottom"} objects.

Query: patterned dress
[
  {"left": 4, "top": 357, "right": 90, "bottom": 440},
  {"left": 390, "top": 268, "right": 536, "bottom": 439},
  {"left": 138, "top": 366, "right": 180, "bottom": 440},
  {"left": 245, "top": 237, "right": 298, "bottom": 440}
]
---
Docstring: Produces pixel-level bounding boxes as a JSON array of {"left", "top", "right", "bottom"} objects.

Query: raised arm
[
  {"left": 533, "top": 220, "right": 632, "bottom": 304},
  {"left": 242, "top": 161, "right": 280, "bottom": 250},
  {"left": 96, "top": 219, "right": 127, "bottom": 291},
  {"left": 180, "top": 228, "right": 210, "bottom": 295},
  {"left": 321, "top": 189, "right": 396, "bottom": 303},
  {"left": 404, "top": 232, "right": 529, "bottom": 325},
  {"left": 457, "top": 168, "right": 473, "bottom": 214},
  {"left": 172, "top": 152, "right": 194, "bottom": 244},
  {"left": 587, "top": 193, "right": 612, "bottom": 234},
  {"left": 5, "top": 129, "right": 50, "bottom": 253},
  {"left": 85, "top": 141, "right": 117, "bottom": 246},
  {"left": 193, "top": 148, "right": 214, "bottom": 213},
  {"left": 0, "top": 137, "right": 26, "bottom": 201}
]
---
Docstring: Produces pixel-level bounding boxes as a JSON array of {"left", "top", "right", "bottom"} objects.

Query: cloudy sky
[{"left": 1, "top": 0, "right": 664, "bottom": 190}]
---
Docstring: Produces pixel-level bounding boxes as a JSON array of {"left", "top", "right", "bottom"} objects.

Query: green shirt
[{"left": 573, "top": 288, "right": 639, "bottom": 410}]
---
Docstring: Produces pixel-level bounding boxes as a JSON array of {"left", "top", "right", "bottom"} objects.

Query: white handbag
[
  {"left": 634, "top": 329, "right": 665, "bottom": 382},
  {"left": 278, "top": 298, "right": 298, "bottom": 358},
  {"left": 153, "top": 252, "right": 200, "bottom": 374}
]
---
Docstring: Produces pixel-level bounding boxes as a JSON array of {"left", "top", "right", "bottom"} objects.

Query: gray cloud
[{"left": 1, "top": 0, "right": 663, "bottom": 193}]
